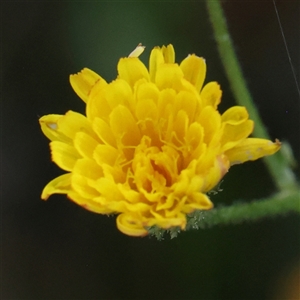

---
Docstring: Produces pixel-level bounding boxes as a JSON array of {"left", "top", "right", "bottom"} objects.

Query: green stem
[
  {"left": 205, "top": 0, "right": 298, "bottom": 191},
  {"left": 148, "top": 191, "right": 300, "bottom": 240},
  {"left": 187, "top": 190, "right": 300, "bottom": 230}
]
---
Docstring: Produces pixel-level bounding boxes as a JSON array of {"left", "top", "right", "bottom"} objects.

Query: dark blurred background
[{"left": 2, "top": 1, "right": 300, "bottom": 299}]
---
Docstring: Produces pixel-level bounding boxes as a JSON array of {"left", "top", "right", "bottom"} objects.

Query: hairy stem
[
  {"left": 187, "top": 190, "right": 300, "bottom": 230},
  {"left": 148, "top": 191, "right": 300, "bottom": 240}
]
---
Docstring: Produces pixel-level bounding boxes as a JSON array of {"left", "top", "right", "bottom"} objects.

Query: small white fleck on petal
[
  {"left": 128, "top": 43, "right": 145, "bottom": 58},
  {"left": 47, "top": 123, "right": 57, "bottom": 130}
]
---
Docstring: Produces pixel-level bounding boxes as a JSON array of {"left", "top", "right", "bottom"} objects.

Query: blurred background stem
[{"left": 205, "top": 0, "right": 299, "bottom": 192}]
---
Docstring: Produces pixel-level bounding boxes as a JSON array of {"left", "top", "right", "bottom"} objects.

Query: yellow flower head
[{"left": 39, "top": 44, "right": 280, "bottom": 236}]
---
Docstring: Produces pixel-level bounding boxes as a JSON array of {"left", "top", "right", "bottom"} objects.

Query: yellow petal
[
  {"left": 154, "top": 145, "right": 179, "bottom": 186},
  {"left": 186, "top": 192, "right": 213, "bottom": 210},
  {"left": 106, "top": 200, "right": 150, "bottom": 214},
  {"left": 117, "top": 57, "right": 150, "bottom": 87},
  {"left": 50, "top": 141, "right": 80, "bottom": 171},
  {"left": 106, "top": 80, "right": 133, "bottom": 111},
  {"left": 71, "top": 173, "right": 99, "bottom": 199},
  {"left": 69, "top": 68, "right": 106, "bottom": 103},
  {"left": 117, "top": 214, "right": 148, "bottom": 236},
  {"left": 197, "top": 106, "right": 222, "bottom": 146},
  {"left": 109, "top": 105, "right": 141, "bottom": 147},
  {"left": 90, "top": 79, "right": 133, "bottom": 116},
  {"left": 58, "top": 111, "right": 97, "bottom": 140},
  {"left": 73, "top": 132, "right": 99, "bottom": 159},
  {"left": 101, "top": 162, "right": 126, "bottom": 184},
  {"left": 73, "top": 158, "right": 103, "bottom": 180},
  {"left": 96, "top": 177, "right": 125, "bottom": 200},
  {"left": 174, "top": 90, "right": 199, "bottom": 123},
  {"left": 68, "top": 191, "right": 113, "bottom": 214},
  {"left": 161, "top": 44, "right": 175, "bottom": 63},
  {"left": 41, "top": 174, "right": 72, "bottom": 200},
  {"left": 39, "top": 111, "right": 96, "bottom": 143},
  {"left": 200, "top": 82, "right": 222, "bottom": 108},
  {"left": 150, "top": 209, "right": 186, "bottom": 229},
  {"left": 93, "top": 144, "right": 120, "bottom": 166},
  {"left": 184, "top": 122, "right": 204, "bottom": 165},
  {"left": 186, "top": 122, "right": 204, "bottom": 151},
  {"left": 117, "top": 185, "right": 141, "bottom": 203},
  {"left": 201, "top": 155, "right": 229, "bottom": 192},
  {"left": 155, "top": 64, "right": 184, "bottom": 91},
  {"left": 225, "top": 138, "right": 281, "bottom": 165},
  {"left": 180, "top": 54, "right": 206, "bottom": 92},
  {"left": 157, "top": 88, "right": 176, "bottom": 121},
  {"left": 39, "top": 114, "right": 69, "bottom": 142},
  {"left": 92, "top": 117, "right": 117, "bottom": 147},
  {"left": 135, "top": 82, "right": 159, "bottom": 104},
  {"left": 221, "top": 106, "right": 248, "bottom": 124},
  {"left": 135, "top": 98, "right": 158, "bottom": 122},
  {"left": 156, "top": 194, "right": 176, "bottom": 210},
  {"left": 173, "top": 110, "right": 189, "bottom": 144},
  {"left": 184, "top": 173, "right": 205, "bottom": 195},
  {"left": 221, "top": 120, "right": 254, "bottom": 152},
  {"left": 87, "top": 82, "right": 111, "bottom": 122},
  {"left": 149, "top": 47, "right": 164, "bottom": 82}
]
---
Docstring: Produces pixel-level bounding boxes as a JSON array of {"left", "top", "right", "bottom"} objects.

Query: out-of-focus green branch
[{"left": 205, "top": 0, "right": 298, "bottom": 192}]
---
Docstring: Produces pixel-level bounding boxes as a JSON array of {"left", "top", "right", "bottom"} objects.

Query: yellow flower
[{"left": 39, "top": 44, "right": 280, "bottom": 236}]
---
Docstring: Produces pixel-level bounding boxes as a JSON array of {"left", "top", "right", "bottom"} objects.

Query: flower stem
[
  {"left": 205, "top": 0, "right": 298, "bottom": 192},
  {"left": 187, "top": 190, "right": 300, "bottom": 230},
  {"left": 148, "top": 191, "right": 300, "bottom": 240}
]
